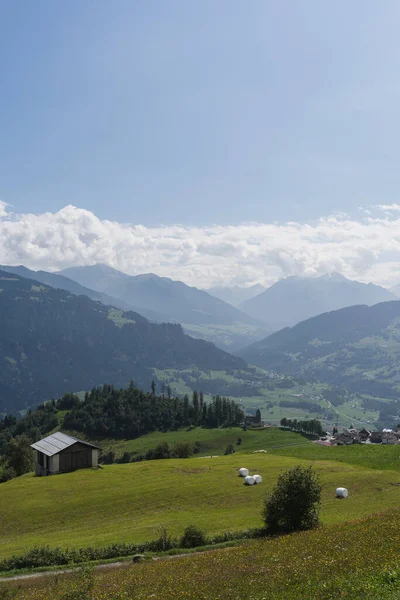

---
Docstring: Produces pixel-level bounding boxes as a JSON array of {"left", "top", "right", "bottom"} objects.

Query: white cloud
[
  {"left": 374, "top": 203, "right": 400, "bottom": 212},
  {"left": 0, "top": 201, "right": 8, "bottom": 217},
  {"left": 1, "top": 203, "right": 400, "bottom": 288}
]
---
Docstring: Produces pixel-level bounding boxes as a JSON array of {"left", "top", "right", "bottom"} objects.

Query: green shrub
[
  {"left": 263, "top": 465, "right": 322, "bottom": 534},
  {"left": 172, "top": 442, "right": 193, "bottom": 458},
  {"left": 224, "top": 444, "right": 235, "bottom": 455},
  {"left": 153, "top": 442, "right": 170, "bottom": 459},
  {"left": 100, "top": 449, "right": 115, "bottom": 464},
  {"left": 180, "top": 525, "right": 207, "bottom": 548},
  {"left": 148, "top": 527, "right": 177, "bottom": 552},
  {"left": 0, "top": 466, "right": 17, "bottom": 483},
  {"left": 117, "top": 452, "right": 133, "bottom": 464}
]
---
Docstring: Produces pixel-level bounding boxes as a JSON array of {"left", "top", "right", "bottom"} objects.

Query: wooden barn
[{"left": 31, "top": 432, "right": 100, "bottom": 476}]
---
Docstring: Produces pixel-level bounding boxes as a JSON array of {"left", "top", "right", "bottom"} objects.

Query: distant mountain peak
[
  {"left": 317, "top": 272, "right": 349, "bottom": 282},
  {"left": 238, "top": 272, "right": 397, "bottom": 330}
]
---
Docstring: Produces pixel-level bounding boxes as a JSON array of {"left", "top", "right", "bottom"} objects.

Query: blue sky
[{"left": 1, "top": 1, "right": 400, "bottom": 227}]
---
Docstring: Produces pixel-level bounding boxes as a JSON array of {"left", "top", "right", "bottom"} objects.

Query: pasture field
[
  {"left": 6, "top": 509, "right": 400, "bottom": 599},
  {"left": 271, "top": 441, "right": 400, "bottom": 471},
  {"left": 2, "top": 452, "right": 400, "bottom": 559},
  {"left": 99, "top": 425, "right": 308, "bottom": 457}
]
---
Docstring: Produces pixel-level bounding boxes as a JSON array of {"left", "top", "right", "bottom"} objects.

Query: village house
[
  {"left": 333, "top": 430, "right": 361, "bottom": 445},
  {"left": 370, "top": 431, "right": 383, "bottom": 444},
  {"left": 382, "top": 431, "right": 400, "bottom": 445},
  {"left": 245, "top": 412, "right": 264, "bottom": 428},
  {"left": 31, "top": 432, "right": 101, "bottom": 476},
  {"left": 358, "top": 428, "right": 372, "bottom": 442}
]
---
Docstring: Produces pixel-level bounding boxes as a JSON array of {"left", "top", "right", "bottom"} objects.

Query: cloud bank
[{"left": 1, "top": 203, "right": 400, "bottom": 288}]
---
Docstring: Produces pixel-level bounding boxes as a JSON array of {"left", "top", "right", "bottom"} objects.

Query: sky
[{"left": 2, "top": 1, "right": 400, "bottom": 286}]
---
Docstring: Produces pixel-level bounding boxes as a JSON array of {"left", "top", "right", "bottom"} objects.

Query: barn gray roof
[{"left": 31, "top": 432, "right": 100, "bottom": 457}]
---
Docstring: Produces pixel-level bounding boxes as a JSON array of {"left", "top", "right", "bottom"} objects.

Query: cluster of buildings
[{"left": 318, "top": 427, "right": 400, "bottom": 446}]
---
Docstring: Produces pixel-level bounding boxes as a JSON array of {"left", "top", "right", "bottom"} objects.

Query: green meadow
[
  {"left": 270, "top": 440, "right": 400, "bottom": 470},
  {"left": 98, "top": 425, "right": 307, "bottom": 457},
  {"left": 2, "top": 449, "right": 400, "bottom": 560},
  {"left": 9, "top": 509, "right": 400, "bottom": 599}
]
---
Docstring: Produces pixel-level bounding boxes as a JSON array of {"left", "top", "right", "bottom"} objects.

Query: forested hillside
[
  {"left": 239, "top": 300, "right": 400, "bottom": 400},
  {"left": 0, "top": 271, "right": 245, "bottom": 412},
  {"left": 0, "top": 264, "right": 132, "bottom": 311},
  {"left": 60, "top": 264, "right": 269, "bottom": 350}
]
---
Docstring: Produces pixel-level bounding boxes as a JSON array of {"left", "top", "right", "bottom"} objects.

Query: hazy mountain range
[
  {"left": 3, "top": 263, "right": 400, "bottom": 419},
  {"left": 59, "top": 264, "right": 269, "bottom": 350},
  {"left": 1, "top": 264, "right": 398, "bottom": 352},
  {"left": 0, "top": 264, "right": 269, "bottom": 351},
  {"left": 238, "top": 272, "right": 396, "bottom": 330},
  {"left": 238, "top": 298, "right": 400, "bottom": 404},
  {"left": 206, "top": 284, "right": 265, "bottom": 306},
  {"left": 0, "top": 269, "right": 245, "bottom": 412}
]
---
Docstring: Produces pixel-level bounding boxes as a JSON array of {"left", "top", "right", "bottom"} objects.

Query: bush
[
  {"left": 236, "top": 437, "right": 242, "bottom": 445},
  {"left": 153, "top": 442, "right": 170, "bottom": 459},
  {"left": 172, "top": 442, "right": 193, "bottom": 459},
  {"left": 0, "top": 465, "right": 17, "bottom": 483},
  {"left": 224, "top": 444, "right": 235, "bottom": 455},
  {"left": 101, "top": 449, "right": 115, "bottom": 464},
  {"left": 263, "top": 465, "right": 322, "bottom": 534},
  {"left": 117, "top": 452, "right": 133, "bottom": 464},
  {"left": 180, "top": 525, "right": 207, "bottom": 548},
  {"left": 148, "top": 527, "right": 176, "bottom": 552}
]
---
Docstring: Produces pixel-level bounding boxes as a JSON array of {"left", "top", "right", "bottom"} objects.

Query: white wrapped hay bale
[
  {"left": 253, "top": 474, "right": 262, "bottom": 484},
  {"left": 336, "top": 487, "right": 348, "bottom": 498},
  {"left": 244, "top": 475, "right": 255, "bottom": 485},
  {"left": 239, "top": 468, "right": 249, "bottom": 477}
]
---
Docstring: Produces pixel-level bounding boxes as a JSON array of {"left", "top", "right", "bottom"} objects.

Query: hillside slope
[
  {"left": 239, "top": 300, "right": 400, "bottom": 398},
  {"left": 0, "top": 264, "right": 133, "bottom": 311},
  {"left": 1, "top": 451, "right": 399, "bottom": 558},
  {"left": 239, "top": 272, "right": 396, "bottom": 330},
  {"left": 60, "top": 264, "right": 269, "bottom": 350},
  {"left": 0, "top": 270, "right": 245, "bottom": 411}
]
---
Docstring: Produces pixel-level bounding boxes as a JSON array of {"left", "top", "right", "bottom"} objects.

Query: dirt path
[
  {"left": 0, "top": 551, "right": 209, "bottom": 583},
  {"left": 324, "top": 397, "right": 366, "bottom": 426}
]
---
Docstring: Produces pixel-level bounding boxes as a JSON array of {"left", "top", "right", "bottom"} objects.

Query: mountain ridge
[
  {"left": 59, "top": 264, "right": 270, "bottom": 350},
  {"left": 0, "top": 269, "right": 245, "bottom": 412},
  {"left": 239, "top": 273, "right": 396, "bottom": 330},
  {"left": 238, "top": 299, "right": 400, "bottom": 402}
]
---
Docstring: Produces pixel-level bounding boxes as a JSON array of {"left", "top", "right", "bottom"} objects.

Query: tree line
[
  {"left": 63, "top": 382, "right": 244, "bottom": 438},
  {"left": 280, "top": 417, "right": 324, "bottom": 437},
  {"left": 0, "top": 381, "right": 245, "bottom": 482}
]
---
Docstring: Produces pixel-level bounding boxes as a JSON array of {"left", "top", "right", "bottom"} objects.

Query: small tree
[
  {"left": 224, "top": 443, "right": 235, "bottom": 455},
  {"left": 7, "top": 435, "right": 34, "bottom": 476},
  {"left": 172, "top": 442, "right": 193, "bottom": 458},
  {"left": 180, "top": 525, "right": 207, "bottom": 548},
  {"left": 153, "top": 442, "right": 170, "bottom": 459},
  {"left": 263, "top": 465, "right": 322, "bottom": 534}
]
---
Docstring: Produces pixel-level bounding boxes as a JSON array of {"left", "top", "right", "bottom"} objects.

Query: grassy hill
[
  {"left": 270, "top": 439, "right": 400, "bottom": 470},
  {"left": 95, "top": 425, "right": 307, "bottom": 459},
  {"left": 11, "top": 509, "right": 400, "bottom": 599},
  {"left": 2, "top": 445, "right": 400, "bottom": 559}
]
